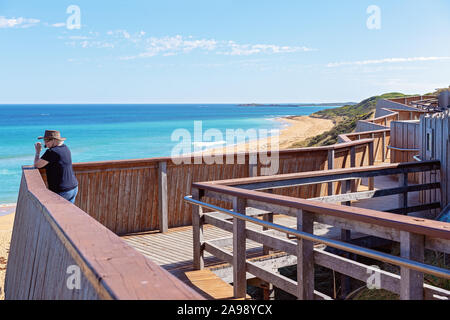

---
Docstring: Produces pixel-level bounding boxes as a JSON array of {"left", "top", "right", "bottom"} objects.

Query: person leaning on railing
[{"left": 33, "top": 130, "right": 79, "bottom": 204}]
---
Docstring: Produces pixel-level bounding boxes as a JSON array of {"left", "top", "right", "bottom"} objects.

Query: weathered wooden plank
[
  {"left": 368, "top": 141, "right": 375, "bottom": 190},
  {"left": 328, "top": 149, "right": 335, "bottom": 195},
  {"left": 232, "top": 197, "right": 247, "bottom": 298},
  {"left": 387, "top": 202, "right": 441, "bottom": 215},
  {"left": 194, "top": 176, "right": 450, "bottom": 242},
  {"left": 192, "top": 188, "right": 205, "bottom": 270},
  {"left": 310, "top": 183, "right": 440, "bottom": 203},
  {"left": 158, "top": 161, "right": 168, "bottom": 233},
  {"left": 212, "top": 161, "right": 440, "bottom": 191},
  {"left": 247, "top": 260, "right": 298, "bottom": 297},
  {"left": 400, "top": 231, "right": 425, "bottom": 300},
  {"left": 204, "top": 193, "right": 450, "bottom": 254},
  {"left": 127, "top": 168, "right": 138, "bottom": 234},
  {"left": 296, "top": 210, "right": 314, "bottom": 300}
]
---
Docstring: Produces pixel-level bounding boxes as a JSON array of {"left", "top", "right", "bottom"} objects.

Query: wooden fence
[
  {"left": 4, "top": 167, "right": 204, "bottom": 300},
  {"left": 339, "top": 129, "right": 390, "bottom": 164},
  {"left": 189, "top": 161, "right": 450, "bottom": 300},
  {"left": 38, "top": 139, "right": 375, "bottom": 235},
  {"left": 356, "top": 108, "right": 426, "bottom": 133},
  {"left": 419, "top": 111, "right": 450, "bottom": 212},
  {"left": 389, "top": 121, "right": 420, "bottom": 164},
  {"left": 389, "top": 95, "right": 437, "bottom": 107}
]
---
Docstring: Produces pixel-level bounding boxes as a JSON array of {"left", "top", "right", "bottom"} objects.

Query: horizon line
[{"left": 0, "top": 101, "right": 357, "bottom": 105}]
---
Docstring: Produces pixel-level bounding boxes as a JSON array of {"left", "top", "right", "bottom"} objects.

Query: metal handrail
[
  {"left": 184, "top": 195, "right": 450, "bottom": 280},
  {"left": 387, "top": 145, "right": 420, "bottom": 152}
]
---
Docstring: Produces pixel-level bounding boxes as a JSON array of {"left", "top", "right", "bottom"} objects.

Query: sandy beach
[
  {"left": 0, "top": 115, "right": 334, "bottom": 300},
  {"left": 193, "top": 115, "right": 334, "bottom": 154},
  {"left": 0, "top": 205, "right": 15, "bottom": 300}
]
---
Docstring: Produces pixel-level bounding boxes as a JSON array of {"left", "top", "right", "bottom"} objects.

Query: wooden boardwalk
[
  {"left": 120, "top": 172, "right": 434, "bottom": 299},
  {"left": 120, "top": 214, "right": 344, "bottom": 299},
  {"left": 120, "top": 174, "right": 412, "bottom": 274},
  {"left": 121, "top": 214, "right": 297, "bottom": 274},
  {"left": 121, "top": 213, "right": 367, "bottom": 277}
]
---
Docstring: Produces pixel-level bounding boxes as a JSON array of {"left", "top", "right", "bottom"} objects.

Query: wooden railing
[
  {"left": 389, "top": 120, "right": 421, "bottom": 168},
  {"left": 187, "top": 161, "right": 450, "bottom": 300},
  {"left": 38, "top": 139, "right": 375, "bottom": 235},
  {"left": 388, "top": 95, "right": 437, "bottom": 107},
  {"left": 356, "top": 108, "right": 426, "bottom": 132},
  {"left": 339, "top": 129, "right": 390, "bottom": 164},
  {"left": 340, "top": 99, "right": 430, "bottom": 166},
  {"left": 5, "top": 167, "right": 204, "bottom": 300}
]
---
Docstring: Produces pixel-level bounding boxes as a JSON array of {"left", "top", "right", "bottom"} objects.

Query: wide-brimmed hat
[{"left": 37, "top": 130, "right": 66, "bottom": 141}]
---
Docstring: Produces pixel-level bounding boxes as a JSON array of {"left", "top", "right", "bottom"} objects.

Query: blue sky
[{"left": 0, "top": 0, "right": 449, "bottom": 103}]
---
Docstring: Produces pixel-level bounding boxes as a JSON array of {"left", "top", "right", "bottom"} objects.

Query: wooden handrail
[
  {"left": 192, "top": 161, "right": 449, "bottom": 240},
  {"left": 187, "top": 194, "right": 450, "bottom": 300},
  {"left": 196, "top": 160, "right": 440, "bottom": 187},
  {"left": 69, "top": 138, "right": 375, "bottom": 172},
  {"left": 5, "top": 167, "right": 204, "bottom": 300}
]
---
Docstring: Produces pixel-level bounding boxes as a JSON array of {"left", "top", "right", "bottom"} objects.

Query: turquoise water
[{"left": 0, "top": 104, "right": 336, "bottom": 204}]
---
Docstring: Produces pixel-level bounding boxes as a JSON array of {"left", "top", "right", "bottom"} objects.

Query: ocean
[{"left": 0, "top": 104, "right": 336, "bottom": 204}]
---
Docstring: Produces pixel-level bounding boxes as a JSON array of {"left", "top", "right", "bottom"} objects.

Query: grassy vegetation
[
  {"left": 351, "top": 245, "right": 449, "bottom": 300},
  {"left": 275, "top": 244, "right": 449, "bottom": 300},
  {"left": 290, "top": 92, "right": 416, "bottom": 148},
  {"left": 427, "top": 86, "right": 450, "bottom": 95}
]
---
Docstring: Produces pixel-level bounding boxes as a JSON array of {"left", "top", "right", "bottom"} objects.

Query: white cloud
[
  {"left": 120, "top": 35, "right": 311, "bottom": 59},
  {"left": 327, "top": 56, "right": 450, "bottom": 67},
  {"left": 0, "top": 16, "right": 40, "bottom": 28},
  {"left": 219, "top": 41, "right": 315, "bottom": 56},
  {"left": 51, "top": 22, "right": 66, "bottom": 28},
  {"left": 126, "top": 35, "right": 218, "bottom": 59},
  {"left": 61, "top": 30, "right": 314, "bottom": 60}
]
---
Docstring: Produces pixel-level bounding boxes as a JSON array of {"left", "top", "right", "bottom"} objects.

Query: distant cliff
[
  {"left": 290, "top": 92, "right": 414, "bottom": 147},
  {"left": 238, "top": 102, "right": 356, "bottom": 107}
]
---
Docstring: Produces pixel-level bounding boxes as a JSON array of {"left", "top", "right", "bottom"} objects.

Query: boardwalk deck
[
  {"left": 120, "top": 172, "right": 435, "bottom": 299},
  {"left": 183, "top": 269, "right": 251, "bottom": 300},
  {"left": 120, "top": 213, "right": 365, "bottom": 271}
]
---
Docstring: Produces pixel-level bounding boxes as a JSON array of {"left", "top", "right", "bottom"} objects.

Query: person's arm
[{"left": 34, "top": 142, "right": 49, "bottom": 168}]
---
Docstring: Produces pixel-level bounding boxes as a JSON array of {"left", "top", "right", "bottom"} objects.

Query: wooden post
[
  {"left": 350, "top": 146, "right": 356, "bottom": 192},
  {"left": 340, "top": 179, "right": 352, "bottom": 299},
  {"left": 382, "top": 131, "right": 386, "bottom": 162},
  {"left": 192, "top": 188, "right": 204, "bottom": 270},
  {"left": 327, "top": 149, "right": 335, "bottom": 196},
  {"left": 263, "top": 282, "right": 274, "bottom": 300},
  {"left": 399, "top": 172, "right": 408, "bottom": 215},
  {"left": 158, "top": 161, "right": 168, "bottom": 233},
  {"left": 371, "top": 132, "right": 375, "bottom": 164},
  {"left": 400, "top": 231, "right": 424, "bottom": 300},
  {"left": 263, "top": 190, "right": 274, "bottom": 255},
  {"left": 262, "top": 194, "right": 275, "bottom": 303},
  {"left": 368, "top": 141, "right": 375, "bottom": 190},
  {"left": 296, "top": 209, "right": 314, "bottom": 300},
  {"left": 233, "top": 197, "right": 247, "bottom": 299},
  {"left": 249, "top": 152, "right": 258, "bottom": 177}
]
